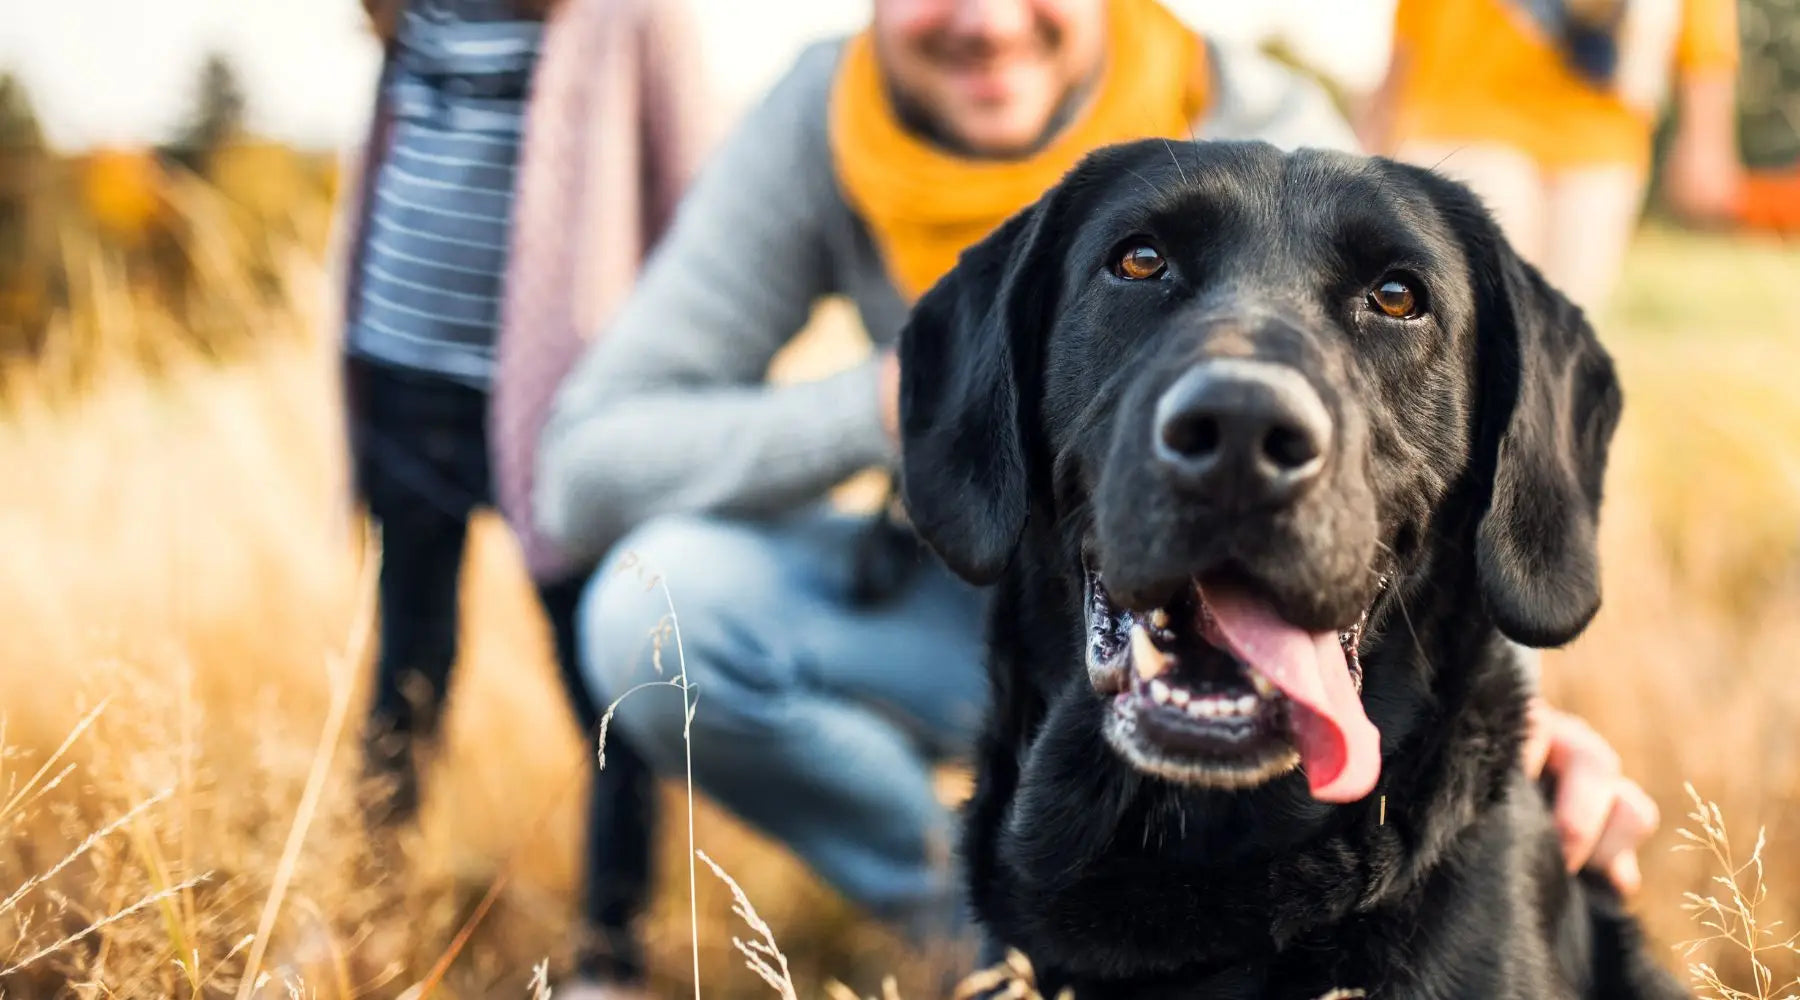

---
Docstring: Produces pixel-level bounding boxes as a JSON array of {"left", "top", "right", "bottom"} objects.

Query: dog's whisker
[
  {"left": 1428, "top": 145, "right": 1470, "bottom": 175},
  {"left": 1160, "top": 138, "right": 1190, "bottom": 187},
  {"left": 1391, "top": 585, "right": 1428, "bottom": 670},
  {"left": 1366, "top": 542, "right": 1426, "bottom": 664},
  {"left": 1367, "top": 540, "right": 1426, "bottom": 664},
  {"left": 1120, "top": 165, "right": 1163, "bottom": 200},
  {"left": 1182, "top": 126, "right": 1202, "bottom": 180}
]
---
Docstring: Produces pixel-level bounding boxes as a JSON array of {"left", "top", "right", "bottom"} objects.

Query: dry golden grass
[
  {"left": 1674, "top": 784, "right": 1800, "bottom": 1000},
  {"left": 0, "top": 181, "right": 1796, "bottom": 999},
  {"left": 0, "top": 199, "right": 945, "bottom": 997},
  {"left": 1543, "top": 226, "right": 1800, "bottom": 993}
]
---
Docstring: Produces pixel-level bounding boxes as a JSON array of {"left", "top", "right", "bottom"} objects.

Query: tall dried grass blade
[{"left": 233, "top": 525, "right": 377, "bottom": 1000}]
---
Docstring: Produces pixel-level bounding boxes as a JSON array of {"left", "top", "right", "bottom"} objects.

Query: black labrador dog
[{"left": 897, "top": 141, "right": 1685, "bottom": 1000}]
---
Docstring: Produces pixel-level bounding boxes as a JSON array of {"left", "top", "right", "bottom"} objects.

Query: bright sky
[{"left": 0, "top": 0, "right": 1392, "bottom": 152}]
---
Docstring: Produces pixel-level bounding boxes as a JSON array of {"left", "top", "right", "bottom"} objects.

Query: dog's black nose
[{"left": 1153, "top": 360, "right": 1331, "bottom": 506}]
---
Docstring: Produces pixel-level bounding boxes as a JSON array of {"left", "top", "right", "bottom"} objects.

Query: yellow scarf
[{"left": 829, "top": 0, "right": 1211, "bottom": 301}]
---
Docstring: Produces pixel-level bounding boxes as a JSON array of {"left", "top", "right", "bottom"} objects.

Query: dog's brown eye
[
  {"left": 1369, "top": 277, "right": 1420, "bottom": 318},
  {"left": 1114, "top": 244, "right": 1166, "bottom": 281}
]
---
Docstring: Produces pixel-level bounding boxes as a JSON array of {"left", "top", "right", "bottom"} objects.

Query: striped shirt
[{"left": 349, "top": 0, "right": 544, "bottom": 388}]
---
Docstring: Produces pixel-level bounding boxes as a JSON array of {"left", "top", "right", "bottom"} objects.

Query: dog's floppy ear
[
  {"left": 1470, "top": 224, "right": 1623, "bottom": 648},
  {"left": 898, "top": 193, "right": 1064, "bottom": 585}
]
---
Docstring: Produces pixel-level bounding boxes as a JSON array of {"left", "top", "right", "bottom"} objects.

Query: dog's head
[{"left": 900, "top": 141, "right": 1620, "bottom": 803}]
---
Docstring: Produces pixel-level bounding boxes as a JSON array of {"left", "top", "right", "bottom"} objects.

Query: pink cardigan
[{"left": 329, "top": 0, "right": 711, "bottom": 583}]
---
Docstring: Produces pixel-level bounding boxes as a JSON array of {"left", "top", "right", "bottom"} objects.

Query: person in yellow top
[{"left": 1363, "top": 0, "right": 1742, "bottom": 311}]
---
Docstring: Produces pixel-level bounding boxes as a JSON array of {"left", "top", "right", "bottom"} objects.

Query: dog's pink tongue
[{"left": 1199, "top": 583, "right": 1381, "bottom": 803}]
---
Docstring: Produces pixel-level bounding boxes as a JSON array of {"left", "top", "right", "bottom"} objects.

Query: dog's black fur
[{"left": 897, "top": 141, "right": 1685, "bottom": 999}]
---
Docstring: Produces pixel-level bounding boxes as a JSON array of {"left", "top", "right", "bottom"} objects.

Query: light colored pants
[
  {"left": 1397, "top": 142, "right": 1646, "bottom": 315},
  {"left": 578, "top": 510, "right": 989, "bottom": 933}
]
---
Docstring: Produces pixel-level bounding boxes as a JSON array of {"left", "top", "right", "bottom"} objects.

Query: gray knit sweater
[{"left": 535, "top": 37, "right": 1358, "bottom": 566}]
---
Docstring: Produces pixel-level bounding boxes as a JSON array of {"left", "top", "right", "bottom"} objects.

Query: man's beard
[{"left": 879, "top": 57, "right": 1100, "bottom": 161}]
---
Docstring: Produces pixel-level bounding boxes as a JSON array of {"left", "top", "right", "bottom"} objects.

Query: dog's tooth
[
  {"left": 1250, "top": 673, "right": 1278, "bottom": 698},
  {"left": 1186, "top": 700, "right": 1206, "bottom": 719},
  {"left": 1197, "top": 699, "right": 1219, "bottom": 719},
  {"left": 1131, "top": 624, "right": 1169, "bottom": 681},
  {"left": 1150, "top": 679, "right": 1171, "bottom": 705},
  {"left": 1170, "top": 687, "right": 1190, "bottom": 708},
  {"left": 1236, "top": 695, "right": 1259, "bottom": 715},
  {"left": 1148, "top": 608, "right": 1170, "bottom": 630}
]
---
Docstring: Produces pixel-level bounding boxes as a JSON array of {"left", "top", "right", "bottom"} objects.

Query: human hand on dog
[{"left": 1523, "top": 697, "right": 1659, "bottom": 896}]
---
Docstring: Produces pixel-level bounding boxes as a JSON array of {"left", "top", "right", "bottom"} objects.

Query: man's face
[{"left": 872, "top": 0, "right": 1108, "bottom": 158}]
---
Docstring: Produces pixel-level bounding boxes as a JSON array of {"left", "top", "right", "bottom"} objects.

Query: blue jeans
[{"left": 579, "top": 510, "right": 990, "bottom": 933}]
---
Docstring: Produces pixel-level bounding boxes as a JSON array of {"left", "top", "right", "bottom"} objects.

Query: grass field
[{"left": 1, "top": 210, "right": 1798, "bottom": 998}]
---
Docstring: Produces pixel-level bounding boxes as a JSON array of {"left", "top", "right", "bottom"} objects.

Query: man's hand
[
  {"left": 879, "top": 350, "right": 902, "bottom": 445},
  {"left": 1523, "top": 698, "right": 1660, "bottom": 895}
]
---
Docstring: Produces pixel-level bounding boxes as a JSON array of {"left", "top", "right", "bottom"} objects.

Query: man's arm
[{"left": 536, "top": 44, "right": 894, "bottom": 566}]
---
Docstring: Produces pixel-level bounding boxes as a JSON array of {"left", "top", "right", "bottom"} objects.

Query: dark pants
[{"left": 350, "top": 356, "right": 653, "bottom": 983}]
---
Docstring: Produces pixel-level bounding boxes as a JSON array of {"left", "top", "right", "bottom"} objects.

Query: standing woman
[
  {"left": 1362, "top": 0, "right": 1741, "bottom": 315},
  {"left": 330, "top": 0, "right": 708, "bottom": 993}
]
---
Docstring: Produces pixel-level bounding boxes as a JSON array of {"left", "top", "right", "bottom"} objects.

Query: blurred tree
[
  {"left": 160, "top": 52, "right": 248, "bottom": 175},
  {"left": 0, "top": 73, "right": 51, "bottom": 347},
  {"left": 79, "top": 150, "right": 166, "bottom": 245},
  {"left": 1735, "top": 0, "right": 1800, "bottom": 169},
  {"left": 0, "top": 72, "right": 45, "bottom": 152},
  {"left": 1733, "top": 0, "right": 1800, "bottom": 232},
  {"left": 1735, "top": 0, "right": 1800, "bottom": 170}
]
